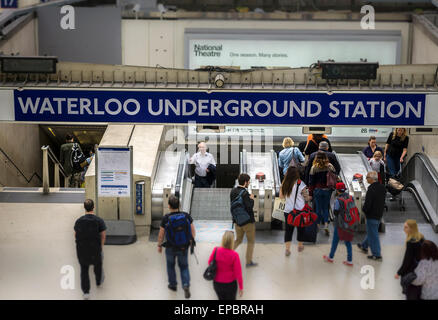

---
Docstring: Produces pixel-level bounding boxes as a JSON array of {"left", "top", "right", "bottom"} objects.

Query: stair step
[{"left": 190, "top": 188, "right": 232, "bottom": 220}]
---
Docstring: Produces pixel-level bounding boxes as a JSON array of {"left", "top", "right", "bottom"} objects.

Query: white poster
[
  {"left": 97, "top": 147, "right": 131, "bottom": 197},
  {"left": 189, "top": 39, "right": 398, "bottom": 70}
]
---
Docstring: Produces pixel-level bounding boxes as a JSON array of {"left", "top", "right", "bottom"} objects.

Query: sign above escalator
[{"left": 5, "top": 88, "right": 438, "bottom": 126}]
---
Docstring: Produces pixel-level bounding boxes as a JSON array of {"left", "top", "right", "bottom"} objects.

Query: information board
[{"left": 97, "top": 147, "right": 131, "bottom": 197}]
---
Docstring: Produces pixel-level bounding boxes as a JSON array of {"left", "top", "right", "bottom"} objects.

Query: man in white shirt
[{"left": 189, "top": 142, "right": 216, "bottom": 188}]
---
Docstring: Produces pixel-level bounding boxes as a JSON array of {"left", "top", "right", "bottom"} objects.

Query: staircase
[{"left": 190, "top": 188, "right": 232, "bottom": 220}]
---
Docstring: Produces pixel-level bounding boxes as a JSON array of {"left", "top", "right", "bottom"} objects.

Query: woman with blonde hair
[
  {"left": 384, "top": 128, "right": 409, "bottom": 178},
  {"left": 395, "top": 219, "right": 424, "bottom": 300},
  {"left": 208, "top": 231, "right": 243, "bottom": 300},
  {"left": 278, "top": 137, "right": 305, "bottom": 180},
  {"left": 308, "top": 151, "right": 336, "bottom": 235}
]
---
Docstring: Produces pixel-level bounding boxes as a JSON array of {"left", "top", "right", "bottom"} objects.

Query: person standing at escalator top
[
  {"left": 384, "top": 128, "right": 409, "bottom": 178},
  {"left": 189, "top": 142, "right": 216, "bottom": 188},
  {"left": 362, "top": 136, "right": 384, "bottom": 159}
]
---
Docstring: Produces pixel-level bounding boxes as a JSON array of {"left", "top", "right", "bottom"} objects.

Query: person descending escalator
[
  {"left": 368, "top": 151, "right": 385, "bottom": 185},
  {"left": 60, "top": 134, "right": 87, "bottom": 188},
  {"left": 304, "top": 141, "right": 340, "bottom": 185}
]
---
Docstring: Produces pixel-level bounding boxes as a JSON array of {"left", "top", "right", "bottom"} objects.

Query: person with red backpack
[{"left": 323, "top": 182, "right": 359, "bottom": 266}]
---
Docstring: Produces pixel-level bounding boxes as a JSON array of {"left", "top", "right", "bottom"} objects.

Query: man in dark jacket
[
  {"left": 304, "top": 141, "right": 340, "bottom": 185},
  {"left": 357, "top": 171, "right": 386, "bottom": 261},
  {"left": 230, "top": 173, "right": 257, "bottom": 267}
]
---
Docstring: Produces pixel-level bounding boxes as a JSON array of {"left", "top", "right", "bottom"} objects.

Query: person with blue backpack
[
  {"left": 157, "top": 195, "right": 196, "bottom": 299},
  {"left": 323, "top": 182, "right": 359, "bottom": 267},
  {"left": 230, "top": 173, "right": 257, "bottom": 268}
]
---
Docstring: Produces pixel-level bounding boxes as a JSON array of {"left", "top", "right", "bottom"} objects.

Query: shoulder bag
[{"left": 203, "top": 247, "right": 218, "bottom": 281}]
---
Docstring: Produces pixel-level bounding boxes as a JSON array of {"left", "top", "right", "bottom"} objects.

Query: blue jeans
[
  {"left": 361, "top": 219, "right": 381, "bottom": 257},
  {"left": 386, "top": 154, "right": 400, "bottom": 177},
  {"left": 329, "top": 227, "right": 352, "bottom": 262},
  {"left": 314, "top": 189, "right": 332, "bottom": 224},
  {"left": 165, "top": 248, "right": 190, "bottom": 288}
]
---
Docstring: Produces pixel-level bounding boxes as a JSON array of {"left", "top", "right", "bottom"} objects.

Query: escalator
[{"left": 400, "top": 153, "right": 438, "bottom": 232}]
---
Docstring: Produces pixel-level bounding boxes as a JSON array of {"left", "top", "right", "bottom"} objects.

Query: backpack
[
  {"left": 336, "top": 194, "right": 360, "bottom": 232},
  {"left": 165, "top": 212, "right": 192, "bottom": 249},
  {"left": 71, "top": 143, "right": 87, "bottom": 173},
  {"left": 230, "top": 189, "right": 251, "bottom": 227},
  {"left": 287, "top": 180, "right": 318, "bottom": 227}
]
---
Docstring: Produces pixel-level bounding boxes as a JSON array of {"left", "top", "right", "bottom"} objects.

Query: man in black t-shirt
[
  {"left": 74, "top": 199, "right": 106, "bottom": 300},
  {"left": 384, "top": 128, "right": 409, "bottom": 178},
  {"left": 157, "top": 195, "right": 196, "bottom": 299}
]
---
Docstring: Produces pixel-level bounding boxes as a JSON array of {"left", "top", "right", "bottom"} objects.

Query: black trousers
[
  {"left": 213, "top": 280, "right": 237, "bottom": 300},
  {"left": 80, "top": 257, "right": 103, "bottom": 294},
  {"left": 406, "top": 284, "right": 422, "bottom": 300},
  {"left": 194, "top": 174, "right": 210, "bottom": 188},
  {"left": 284, "top": 212, "right": 304, "bottom": 242}
]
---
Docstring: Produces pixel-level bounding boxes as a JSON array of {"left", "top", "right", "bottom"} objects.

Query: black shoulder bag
[{"left": 203, "top": 247, "right": 218, "bottom": 281}]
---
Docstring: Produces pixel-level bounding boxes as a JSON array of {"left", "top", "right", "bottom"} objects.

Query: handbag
[
  {"left": 272, "top": 197, "right": 286, "bottom": 222},
  {"left": 287, "top": 181, "right": 318, "bottom": 227},
  {"left": 326, "top": 169, "right": 337, "bottom": 189},
  {"left": 203, "top": 247, "right": 218, "bottom": 281}
]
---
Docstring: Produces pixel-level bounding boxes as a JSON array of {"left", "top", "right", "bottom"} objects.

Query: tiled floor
[{"left": 1, "top": 203, "right": 437, "bottom": 300}]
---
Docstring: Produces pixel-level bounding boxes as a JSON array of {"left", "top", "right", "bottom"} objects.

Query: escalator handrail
[
  {"left": 405, "top": 182, "right": 432, "bottom": 224},
  {"left": 332, "top": 151, "right": 350, "bottom": 194},
  {"left": 174, "top": 151, "right": 187, "bottom": 199},
  {"left": 270, "top": 150, "right": 281, "bottom": 197},
  {"left": 358, "top": 151, "right": 373, "bottom": 172},
  {"left": 405, "top": 153, "right": 438, "bottom": 186}
]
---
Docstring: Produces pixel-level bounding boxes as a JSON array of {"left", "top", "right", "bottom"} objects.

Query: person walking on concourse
[
  {"left": 357, "top": 171, "right": 386, "bottom": 261},
  {"left": 74, "top": 199, "right": 106, "bottom": 300},
  {"left": 230, "top": 173, "right": 258, "bottom": 267},
  {"left": 208, "top": 231, "right": 243, "bottom": 300},
  {"left": 157, "top": 195, "right": 196, "bottom": 299}
]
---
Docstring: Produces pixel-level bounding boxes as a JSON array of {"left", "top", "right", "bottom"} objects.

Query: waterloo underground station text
[{"left": 14, "top": 90, "right": 425, "bottom": 125}]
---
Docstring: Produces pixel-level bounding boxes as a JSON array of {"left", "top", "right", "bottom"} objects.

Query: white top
[
  {"left": 369, "top": 158, "right": 385, "bottom": 172},
  {"left": 284, "top": 181, "right": 307, "bottom": 213},
  {"left": 189, "top": 152, "right": 216, "bottom": 177},
  {"left": 412, "top": 258, "right": 438, "bottom": 300}
]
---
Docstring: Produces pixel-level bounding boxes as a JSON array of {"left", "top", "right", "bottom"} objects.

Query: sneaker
[
  {"left": 357, "top": 243, "right": 368, "bottom": 254},
  {"left": 83, "top": 293, "right": 90, "bottom": 300},
  {"left": 367, "top": 255, "right": 383, "bottom": 261},
  {"left": 183, "top": 286, "right": 191, "bottom": 299},
  {"left": 246, "top": 261, "right": 258, "bottom": 268},
  {"left": 324, "top": 228, "right": 330, "bottom": 236},
  {"left": 285, "top": 249, "right": 291, "bottom": 257},
  {"left": 323, "top": 255, "right": 334, "bottom": 263},
  {"left": 343, "top": 261, "right": 354, "bottom": 267},
  {"left": 168, "top": 285, "right": 177, "bottom": 292}
]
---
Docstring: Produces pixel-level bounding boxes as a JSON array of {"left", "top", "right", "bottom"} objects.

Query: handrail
[
  {"left": 270, "top": 150, "right": 281, "bottom": 197},
  {"left": 401, "top": 153, "right": 438, "bottom": 232},
  {"left": 332, "top": 151, "right": 350, "bottom": 194},
  {"left": 174, "top": 151, "right": 187, "bottom": 199},
  {"left": 0, "top": 146, "right": 42, "bottom": 184},
  {"left": 42, "top": 145, "right": 67, "bottom": 178},
  {"left": 41, "top": 145, "right": 69, "bottom": 193},
  {"left": 358, "top": 151, "right": 373, "bottom": 172}
]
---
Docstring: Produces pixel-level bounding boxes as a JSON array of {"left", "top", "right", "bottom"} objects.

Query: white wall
[
  {"left": 0, "top": 18, "right": 38, "bottom": 56},
  {"left": 411, "top": 24, "right": 438, "bottom": 64},
  {"left": 122, "top": 19, "right": 411, "bottom": 68}
]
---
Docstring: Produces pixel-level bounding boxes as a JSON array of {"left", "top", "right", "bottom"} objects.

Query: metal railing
[
  {"left": 270, "top": 149, "right": 281, "bottom": 197},
  {"left": 0, "top": 146, "right": 42, "bottom": 185},
  {"left": 41, "top": 145, "right": 67, "bottom": 194}
]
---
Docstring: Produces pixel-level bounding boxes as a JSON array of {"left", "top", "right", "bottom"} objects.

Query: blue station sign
[{"left": 14, "top": 89, "right": 426, "bottom": 126}]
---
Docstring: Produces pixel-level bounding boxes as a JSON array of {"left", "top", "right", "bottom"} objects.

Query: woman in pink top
[{"left": 208, "top": 231, "right": 244, "bottom": 300}]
